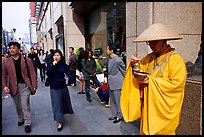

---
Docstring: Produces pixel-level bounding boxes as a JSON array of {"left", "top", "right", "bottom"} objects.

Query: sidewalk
[{"left": 2, "top": 75, "right": 140, "bottom": 135}]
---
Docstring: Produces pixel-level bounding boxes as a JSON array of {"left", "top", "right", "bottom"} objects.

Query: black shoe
[
  {"left": 57, "top": 124, "right": 63, "bottom": 132},
  {"left": 82, "top": 91, "right": 85, "bottom": 94},
  {"left": 18, "top": 121, "right": 24, "bottom": 126},
  {"left": 77, "top": 92, "right": 82, "bottom": 94},
  {"left": 87, "top": 98, "right": 92, "bottom": 102},
  {"left": 113, "top": 117, "right": 121, "bottom": 124},
  {"left": 25, "top": 125, "right": 31, "bottom": 133},
  {"left": 108, "top": 116, "right": 117, "bottom": 120}
]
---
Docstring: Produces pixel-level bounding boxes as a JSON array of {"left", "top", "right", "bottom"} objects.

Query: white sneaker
[
  {"left": 105, "top": 104, "right": 110, "bottom": 108},
  {"left": 100, "top": 101, "right": 106, "bottom": 104}
]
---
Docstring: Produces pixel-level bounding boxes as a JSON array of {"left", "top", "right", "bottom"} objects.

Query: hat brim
[
  {"left": 133, "top": 23, "right": 183, "bottom": 43},
  {"left": 133, "top": 37, "right": 182, "bottom": 43}
]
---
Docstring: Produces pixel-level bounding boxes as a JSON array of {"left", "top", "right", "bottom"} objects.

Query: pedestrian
[
  {"left": 38, "top": 49, "right": 46, "bottom": 81},
  {"left": 67, "top": 47, "right": 78, "bottom": 86},
  {"left": 45, "top": 50, "right": 49, "bottom": 57},
  {"left": 95, "top": 70, "right": 109, "bottom": 107},
  {"left": 2, "top": 53, "right": 10, "bottom": 99},
  {"left": 46, "top": 49, "right": 75, "bottom": 132},
  {"left": 45, "top": 48, "right": 54, "bottom": 66},
  {"left": 82, "top": 48, "right": 101, "bottom": 102},
  {"left": 28, "top": 47, "right": 40, "bottom": 78},
  {"left": 77, "top": 47, "right": 85, "bottom": 94},
  {"left": 106, "top": 44, "right": 126, "bottom": 124},
  {"left": 120, "top": 23, "right": 187, "bottom": 135},
  {"left": 2, "top": 42, "right": 37, "bottom": 133}
]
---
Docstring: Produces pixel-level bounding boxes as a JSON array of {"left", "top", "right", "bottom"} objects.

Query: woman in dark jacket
[
  {"left": 46, "top": 49, "right": 74, "bottom": 132},
  {"left": 82, "top": 48, "right": 101, "bottom": 102}
]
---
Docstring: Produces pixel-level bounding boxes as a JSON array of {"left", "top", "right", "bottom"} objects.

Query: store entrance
[{"left": 106, "top": 2, "right": 126, "bottom": 65}]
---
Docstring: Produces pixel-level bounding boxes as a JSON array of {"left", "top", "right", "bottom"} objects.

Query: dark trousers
[
  {"left": 97, "top": 89, "right": 109, "bottom": 104},
  {"left": 85, "top": 76, "right": 101, "bottom": 100},
  {"left": 68, "top": 70, "right": 76, "bottom": 86},
  {"left": 39, "top": 63, "right": 46, "bottom": 81}
]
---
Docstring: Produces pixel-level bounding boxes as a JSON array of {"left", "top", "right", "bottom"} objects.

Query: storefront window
[{"left": 87, "top": 2, "right": 126, "bottom": 71}]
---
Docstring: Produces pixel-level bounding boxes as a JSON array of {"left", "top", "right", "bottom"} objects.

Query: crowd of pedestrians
[{"left": 2, "top": 23, "right": 187, "bottom": 135}]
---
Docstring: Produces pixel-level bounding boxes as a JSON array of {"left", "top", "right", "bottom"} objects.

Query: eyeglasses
[{"left": 146, "top": 41, "right": 159, "bottom": 45}]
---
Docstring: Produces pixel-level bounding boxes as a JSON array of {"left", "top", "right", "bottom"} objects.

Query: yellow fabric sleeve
[
  {"left": 120, "top": 62, "right": 141, "bottom": 122},
  {"left": 141, "top": 53, "right": 187, "bottom": 135}
]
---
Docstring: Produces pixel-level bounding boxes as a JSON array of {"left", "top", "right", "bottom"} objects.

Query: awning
[{"left": 70, "top": 2, "right": 100, "bottom": 14}]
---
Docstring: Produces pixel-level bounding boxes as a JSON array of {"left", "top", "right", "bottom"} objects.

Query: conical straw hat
[{"left": 133, "top": 23, "right": 182, "bottom": 43}]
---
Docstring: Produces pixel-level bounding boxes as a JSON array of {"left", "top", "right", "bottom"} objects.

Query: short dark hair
[
  {"left": 108, "top": 43, "right": 117, "bottom": 53},
  {"left": 69, "top": 47, "right": 74, "bottom": 51},
  {"left": 8, "top": 42, "right": 20, "bottom": 49},
  {"left": 30, "top": 47, "right": 35, "bottom": 50},
  {"left": 50, "top": 49, "right": 54, "bottom": 53}
]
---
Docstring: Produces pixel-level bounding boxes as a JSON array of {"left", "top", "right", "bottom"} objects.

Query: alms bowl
[{"left": 133, "top": 71, "right": 149, "bottom": 82}]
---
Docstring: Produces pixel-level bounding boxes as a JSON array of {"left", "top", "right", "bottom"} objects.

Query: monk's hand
[
  {"left": 130, "top": 55, "right": 140, "bottom": 65},
  {"left": 140, "top": 74, "right": 150, "bottom": 84}
]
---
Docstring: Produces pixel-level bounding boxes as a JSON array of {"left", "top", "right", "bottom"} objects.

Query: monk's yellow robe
[{"left": 120, "top": 46, "right": 186, "bottom": 135}]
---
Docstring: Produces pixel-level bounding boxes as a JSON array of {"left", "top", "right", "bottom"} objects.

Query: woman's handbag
[
  {"left": 79, "top": 72, "right": 84, "bottom": 81},
  {"left": 100, "top": 83, "right": 109, "bottom": 92},
  {"left": 45, "top": 77, "right": 50, "bottom": 87}
]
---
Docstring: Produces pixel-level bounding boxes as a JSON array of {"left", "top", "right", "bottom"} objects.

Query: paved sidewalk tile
[{"left": 2, "top": 74, "right": 140, "bottom": 135}]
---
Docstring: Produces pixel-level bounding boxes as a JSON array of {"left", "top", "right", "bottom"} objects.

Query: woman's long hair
[
  {"left": 38, "top": 49, "right": 45, "bottom": 56},
  {"left": 84, "top": 48, "right": 94, "bottom": 60}
]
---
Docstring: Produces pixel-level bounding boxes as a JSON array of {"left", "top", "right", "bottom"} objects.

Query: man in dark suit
[{"left": 28, "top": 47, "right": 39, "bottom": 79}]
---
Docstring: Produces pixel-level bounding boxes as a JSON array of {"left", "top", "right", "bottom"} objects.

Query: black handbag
[
  {"left": 24, "top": 56, "right": 36, "bottom": 95},
  {"left": 45, "top": 77, "right": 50, "bottom": 87}
]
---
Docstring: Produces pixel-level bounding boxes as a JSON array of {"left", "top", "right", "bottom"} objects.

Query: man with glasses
[{"left": 120, "top": 23, "right": 187, "bottom": 135}]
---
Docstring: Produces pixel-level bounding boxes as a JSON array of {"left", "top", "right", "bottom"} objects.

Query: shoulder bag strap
[{"left": 24, "top": 56, "right": 31, "bottom": 82}]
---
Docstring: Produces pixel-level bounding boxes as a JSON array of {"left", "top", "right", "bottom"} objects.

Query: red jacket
[
  {"left": 2, "top": 55, "right": 37, "bottom": 96},
  {"left": 98, "top": 83, "right": 109, "bottom": 92}
]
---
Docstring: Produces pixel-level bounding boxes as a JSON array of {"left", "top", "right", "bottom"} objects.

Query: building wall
[
  {"left": 176, "top": 80, "right": 202, "bottom": 135},
  {"left": 44, "top": 2, "right": 85, "bottom": 62},
  {"left": 44, "top": 3, "right": 53, "bottom": 51},
  {"left": 126, "top": 2, "right": 202, "bottom": 64},
  {"left": 64, "top": 3, "right": 85, "bottom": 61},
  {"left": 51, "top": 2, "right": 59, "bottom": 51},
  {"left": 43, "top": 2, "right": 202, "bottom": 64}
]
